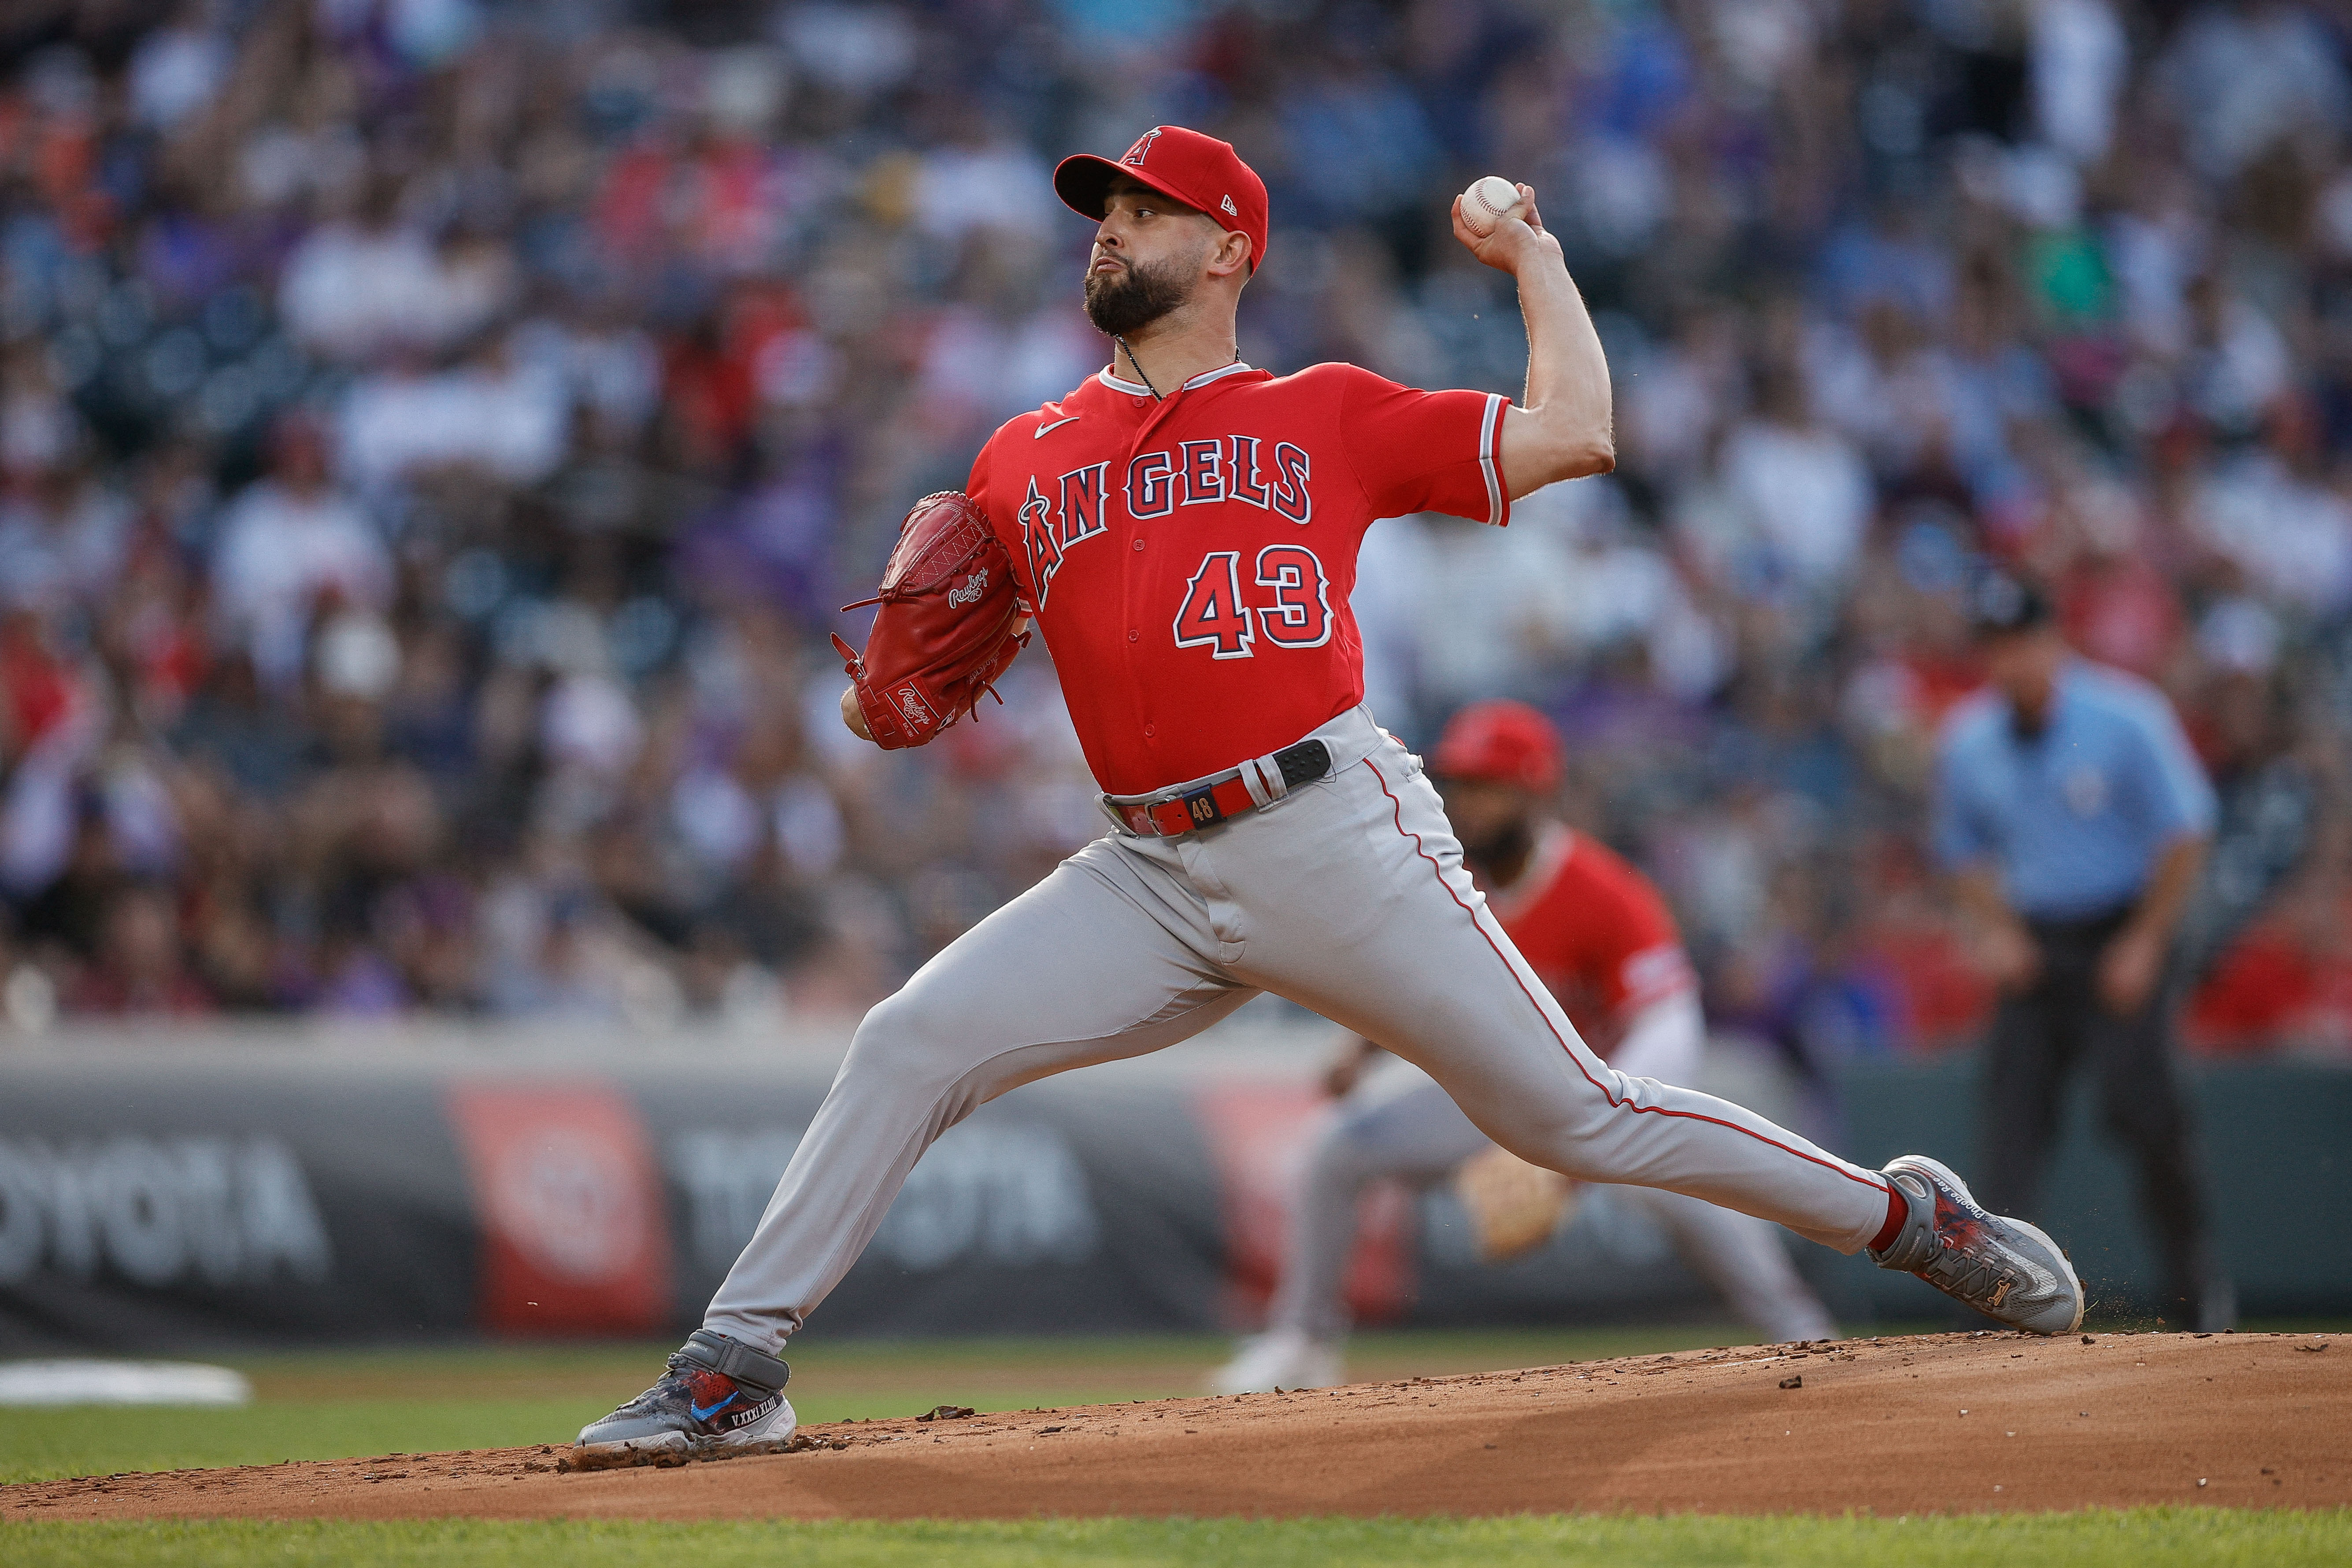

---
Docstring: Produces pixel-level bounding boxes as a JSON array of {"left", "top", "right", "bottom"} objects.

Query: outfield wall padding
[{"left": 0, "top": 1045, "right": 2343, "bottom": 1350}]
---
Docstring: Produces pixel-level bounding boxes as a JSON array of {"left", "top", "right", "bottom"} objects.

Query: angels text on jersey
[{"left": 1018, "top": 435, "right": 1320, "bottom": 659}]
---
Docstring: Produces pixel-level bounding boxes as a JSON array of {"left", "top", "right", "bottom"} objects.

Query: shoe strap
[
  {"left": 676, "top": 1329, "right": 791, "bottom": 1394},
  {"left": 1869, "top": 1172, "right": 1940, "bottom": 1272}
]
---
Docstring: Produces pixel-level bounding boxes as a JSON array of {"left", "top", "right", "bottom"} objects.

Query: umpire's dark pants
[{"left": 1974, "top": 907, "right": 2214, "bottom": 1322}]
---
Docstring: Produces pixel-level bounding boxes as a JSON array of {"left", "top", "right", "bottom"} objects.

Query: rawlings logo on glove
[{"left": 832, "top": 493, "right": 1028, "bottom": 749}]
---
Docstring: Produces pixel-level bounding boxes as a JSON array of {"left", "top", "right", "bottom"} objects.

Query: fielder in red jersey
[
  {"left": 582, "top": 126, "right": 2082, "bottom": 1468},
  {"left": 1422, "top": 696, "right": 1694, "bottom": 1058},
  {"left": 1488, "top": 826, "right": 1694, "bottom": 1056},
  {"left": 1214, "top": 701, "right": 1835, "bottom": 1395}
]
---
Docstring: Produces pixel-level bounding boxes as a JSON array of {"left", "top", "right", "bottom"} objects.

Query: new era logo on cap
[{"left": 1056, "top": 126, "right": 1270, "bottom": 272}]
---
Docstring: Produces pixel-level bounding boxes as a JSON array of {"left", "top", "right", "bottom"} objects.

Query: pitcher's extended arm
[{"left": 1451, "top": 184, "right": 1614, "bottom": 496}]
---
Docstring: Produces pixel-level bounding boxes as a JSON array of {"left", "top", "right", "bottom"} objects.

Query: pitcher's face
[{"left": 1082, "top": 178, "right": 1228, "bottom": 336}]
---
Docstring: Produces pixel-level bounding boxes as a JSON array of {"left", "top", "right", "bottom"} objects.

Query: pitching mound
[{"left": 6, "top": 1332, "right": 2344, "bottom": 1521}]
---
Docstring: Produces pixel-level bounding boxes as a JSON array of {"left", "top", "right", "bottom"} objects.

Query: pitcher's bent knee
[
  {"left": 1478, "top": 1097, "right": 1625, "bottom": 1182},
  {"left": 1509, "top": 1130, "right": 1616, "bottom": 1182},
  {"left": 842, "top": 986, "right": 982, "bottom": 1090},
  {"left": 1470, "top": 1071, "right": 1626, "bottom": 1177}
]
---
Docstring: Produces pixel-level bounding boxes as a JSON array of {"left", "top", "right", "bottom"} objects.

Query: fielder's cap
[
  {"left": 1054, "top": 125, "right": 1268, "bottom": 272},
  {"left": 1967, "top": 569, "right": 2053, "bottom": 638},
  {"left": 1431, "top": 700, "right": 1566, "bottom": 793}
]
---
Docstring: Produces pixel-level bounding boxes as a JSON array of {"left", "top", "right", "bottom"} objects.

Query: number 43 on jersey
[{"left": 1173, "top": 545, "right": 1331, "bottom": 660}]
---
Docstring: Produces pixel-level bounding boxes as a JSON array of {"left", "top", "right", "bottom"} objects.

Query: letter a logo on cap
[{"left": 1124, "top": 128, "right": 1163, "bottom": 165}]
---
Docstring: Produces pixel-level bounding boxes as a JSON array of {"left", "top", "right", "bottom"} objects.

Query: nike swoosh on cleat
[
  {"left": 689, "top": 1392, "right": 739, "bottom": 1421},
  {"left": 1034, "top": 415, "right": 1080, "bottom": 438}
]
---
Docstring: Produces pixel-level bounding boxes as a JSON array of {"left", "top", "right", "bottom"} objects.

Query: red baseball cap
[
  {"left": 1431, "top": 701, "right": 1566, "bottom": 793},
  {"left": 1054, "top": 126, "right": 1268, "bottom": 272}
]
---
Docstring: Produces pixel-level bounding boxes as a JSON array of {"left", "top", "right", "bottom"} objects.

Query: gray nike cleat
[
  {"left": 1869, "top": 1155, "right": 2085, "bottom": 1335},
  {"left": 571, "top": 1330, "right": 796, "bottom": 1468}
]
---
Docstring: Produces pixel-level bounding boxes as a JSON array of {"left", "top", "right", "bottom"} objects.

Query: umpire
[{"left": 1933, "top": 574, "right": 2226, "bottom": 1329}]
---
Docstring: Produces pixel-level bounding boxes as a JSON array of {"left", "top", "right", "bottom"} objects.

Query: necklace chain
[
  {"left": 1114, "top": 336, "right": 1241, "bottom": 403},
  {"left": 1113, "top": 336, "right": 1160, "bottom": 400}
]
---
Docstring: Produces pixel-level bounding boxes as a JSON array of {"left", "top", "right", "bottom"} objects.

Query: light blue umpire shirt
[{"left": 1933, "top": 659, "right": 2216, "bottom": 921}]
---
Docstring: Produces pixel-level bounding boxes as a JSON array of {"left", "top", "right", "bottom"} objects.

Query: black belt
[{"left": 1102, "top": 739, "right": 1332, "bottom": 837}]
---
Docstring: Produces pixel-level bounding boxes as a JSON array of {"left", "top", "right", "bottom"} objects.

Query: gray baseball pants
[
  {"left": 704, "top": 707, "right": 1893, "bottom": 1352},
  {"left": 1264, "top": 1000, "right": 1839, "bottom": 1346}
]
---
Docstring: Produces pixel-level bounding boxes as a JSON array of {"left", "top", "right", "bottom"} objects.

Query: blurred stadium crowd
[{"left": 0, "top": 0, "right": 2345, "bottom": 1060}]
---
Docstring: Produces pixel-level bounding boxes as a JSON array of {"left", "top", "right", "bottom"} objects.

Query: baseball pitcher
[{"left": 577, "top": 126, "right": 2083, "bottom": 1465}]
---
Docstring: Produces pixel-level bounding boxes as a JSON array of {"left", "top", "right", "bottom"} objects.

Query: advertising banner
[
  {"left": 0, "top": 1050, "right": 1234, "bottom": 1352},
  {"left": 1, "top": 1042, "right": 2345, "bottom": 1352},
  {"left": 444, "top": 1082, "right": 674, "bottom": 1336}
]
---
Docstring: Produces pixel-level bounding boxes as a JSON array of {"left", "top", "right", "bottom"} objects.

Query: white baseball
[{"left": 1460, "top": 175, "right": 1526, "bottom": 237}]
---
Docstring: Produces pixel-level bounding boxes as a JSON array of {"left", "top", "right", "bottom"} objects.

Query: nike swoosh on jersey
[{"left": 1034, "top": 415, "right": 1081, "bottom": 438}]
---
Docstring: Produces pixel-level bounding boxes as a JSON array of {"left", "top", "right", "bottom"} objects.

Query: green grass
[
  {"left": 4, "top": 1511, "right": 2347, "bottom": 1567},
  {"left": 0, "top": 1324, "right": 1804, "bottom": 1486}
]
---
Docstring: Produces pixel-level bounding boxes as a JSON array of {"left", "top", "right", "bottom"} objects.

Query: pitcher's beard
[{"left": 1085, "top": 257, "right": 1189, "bottom": 338}]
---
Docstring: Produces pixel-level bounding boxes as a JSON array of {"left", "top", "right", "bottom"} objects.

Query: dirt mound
[{"left": 6, "top": 1332, "right": 2344, "bottom": 1520}]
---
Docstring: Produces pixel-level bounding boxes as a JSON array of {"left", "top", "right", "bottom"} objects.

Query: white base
[{"left": 0, "top": 1360, "right": 252, "bottom": 1406}]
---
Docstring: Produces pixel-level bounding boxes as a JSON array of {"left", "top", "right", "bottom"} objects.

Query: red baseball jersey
[
  {"left": 968, "top": 360, "right": 1509, "bottom": 796},
  {"left": 1482, "top": 824, "right": 1695, "bottom": 1055}
]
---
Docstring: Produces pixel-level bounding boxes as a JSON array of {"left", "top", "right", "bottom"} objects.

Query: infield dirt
[{"left": 5, "top": 1331, "right": 2343, "bottom": 1521}]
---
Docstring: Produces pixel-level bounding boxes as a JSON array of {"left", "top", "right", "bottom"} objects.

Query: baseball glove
[
  {"left": 1452, "top": 1144, "right": 1578, "bottom": 1263},
  {"left": 831, "top": 491, "right": 1027, "bottom": 749}
]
